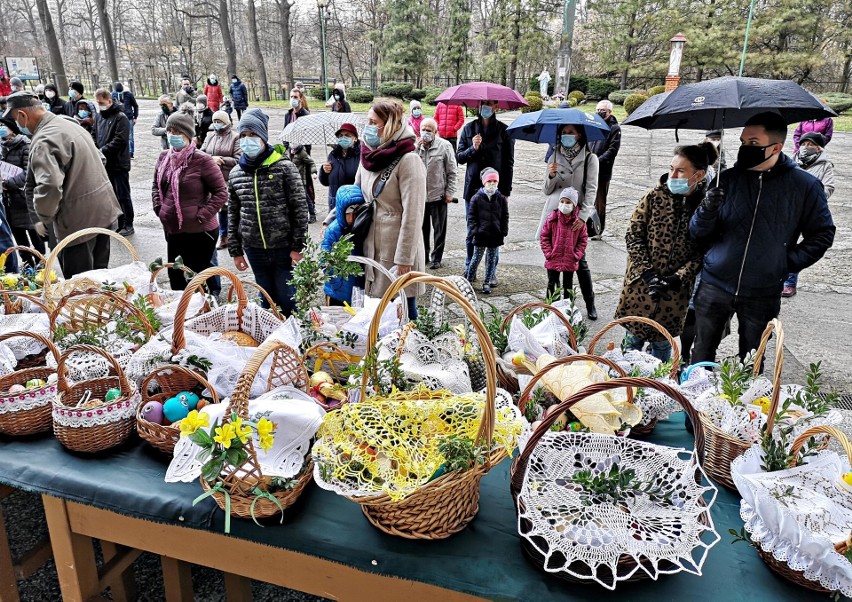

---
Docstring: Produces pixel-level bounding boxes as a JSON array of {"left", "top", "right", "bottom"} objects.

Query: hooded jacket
[
  {"left": 229, "top": 77, "right": 248, "bottom": 110},
  {"left": 467, "top": 187, "right": 509, "bottom": 248},
  {"left": 94, "top": 102, "right": 131, "bottom": 172},
  {"left": 540, "top": 204, "right": 587, "bottom": 272},
  {"left": 322, "top": 185, "right": 364, "bottom": 302},
  {"left": 152, "top": 149, "right": 227, "bottom": 235},
  {"left": 200, "top": 122, "right": 241, "bottom": 180},
  {"left": 0, "top": 134, "right": 34, "bottom": 228},
  {"left": 227, "top": 147, "right": 308, "bottom": 256},
  {"left": 43, "top": 84, "right": 66, "bottom": 115},
  {"left": 689, "top": 152, "right": 835, "bottom": 297},
  {"left": 318, "top": 141, "right": 361, "bottom": 210},
  {"left": 152, "top": 105, "right": 177, "bottom": 149},
  {"left": 457, "top": 116, "right": 514, "bottom": 201},
  {"left": 204, "top": 79, "right": 224, "bottom": 111},
  {"left": 330, "top": 89, "right": 351, "bottom": 113},
  {"left": 111, "top": 83, "right": 139, "bottom": 121}
]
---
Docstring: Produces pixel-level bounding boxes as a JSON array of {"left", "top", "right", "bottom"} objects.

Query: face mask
[
  {"left": 561, "top": 134, "right": 577, "bottom": 148},
  {"left": 667, "top": 178, "right": 692, "bottom": 195},
  {"left": 337, "top": 136, "right": 353, "bottom": 148},
  {"left": 412, "top": 109, "right": 421, "bottom": 117},
  {"left": 78, "top": 110, "right": 90, "bottom": 119},
  {"left": 183, "top": 86, "right": 191, "bottom": 93},
  {"left": 45, "top": 91, "right": 55, "bottom": 99},
  {"left": 559, "top": 202, "right": 574, "bottom": 214},
  {"left": 196, "top": 104, "right": 206, "bottom": 112},
  {"left": 213, "top": 123, "right": 225, "bottom": 131},
  {"left": 290, "top": 98, "right": 300, "bottom": 108},
  {"left": 161, "top": 104, "right": 172, "bottom": 115},
  {"left": 737, "top": 143, "right": 775, "bottom": 170},
  {"left": 363, "top": 124, "right": 381, "bottom": 147},
  {"left": 596, "top": 111, "right": 608, "bottom": 119},
  {"left": 0, "top": 126, "right": 8, "bottom": 139},
  {"left": 240, "top": 136, "right": 264, "bottom": 158},
  {"left": 97, "top": 103, "right": 109, "bottom": 112},
  {"left": 231, "top": 78, "right": 238, "bottom": 84},
  {"left": 479, "top": 105, "right": 494, "bottom": 119},
  {"left": 210, "top": 78, "right": 217, "bottom": 83},
  {"left": 41, "top": 102, "right": 51, "bottom": 112},
  {"left": 799, "top": 146, "right": 819, "bottom": 159},
  {"left": 709, "top": 140, "right": 721, "bottom": 148},
  {"left": 69, "top": 90, "right": 79, "bottom": 100},
  {"left": 483, "top": 183, "right": 498, "bottom": 196},
  {"left": 168, "top": 134, "right": 187, "bottom": 150},
  {"left": 421, "top": 132, "right": 434, "bottom": 143},
  {"left": 333, "top": 93, "right": 341, "bottom": 100}
]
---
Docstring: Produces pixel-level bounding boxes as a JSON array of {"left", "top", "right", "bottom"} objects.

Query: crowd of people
[{"left": 0, "top": 74, "right": 838, "bottom": 368}]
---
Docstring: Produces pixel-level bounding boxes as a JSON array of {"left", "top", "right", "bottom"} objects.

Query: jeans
[
  {"left": 691, "top": 280, "right": 781, "bottom": 364},
  {"left": 406, "top": 296, "right": 418, "bottom": 320},
  {"left": 465, "top": 246, "right": 499, "bottom": 285},
  {"left": 165, "top": 228, "right": 218, "bottom": 291},
  {"left": 784, "top": 272, "right": 798, "bottom": 288},
  {"left": 0, "top": 206, "right": 19, "bottom": 274},
  {"left": 60, "top": 232, "right": 112, "bottom": 279},
  {"left": 218, "top": 207, "right": 229, "bottom": 239},
  {"left": 108, "top": 170, "right": 134, "bottom": 229},
  {"left": 422, "top": 201, "right": 448, "bottom": 264},
  {"left": 623, "top": 330, "right": 673, "bottom": 362},
  {"left": 546, "top": 269, "right": 575, "bottom": 300},
  {"left": 244, "top": 246, "right": 294, "bottom": 316},
  {"left": 128, "top": 119, "right": 135, "bottom": 155}
]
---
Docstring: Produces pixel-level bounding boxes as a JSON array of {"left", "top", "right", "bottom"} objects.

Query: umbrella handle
[{"left": 716, "top": 112, "right": 726, "bottom": 187}]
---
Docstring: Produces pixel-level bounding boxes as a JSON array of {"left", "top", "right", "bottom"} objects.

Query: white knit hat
[{"left": 559, "top": 187, "right": 579, "bottom": 202}]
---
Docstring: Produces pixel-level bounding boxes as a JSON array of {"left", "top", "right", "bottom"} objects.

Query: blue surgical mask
[
  {"left": 667, "top": 178, "right": 691, "bottom": 195},
  {"left": 337, "top": 136, "right": 353, "bottom": 148},
  {"left": 561, "top": 134, "right": 577, "bottom": 148},
  {"left": 69, "top": 90, "right": 79, "bottom": 100},
  {"left": 290, "top": 98, "right": 300, "bottom": 108},
  {"left": 0, "top": 126, "right": 8, "bottom": 139},
  {"left": 480, "top": 105, "right": 494, "bottom": 119},
  {"left": 213, "top": 123, "right": 225, "bottom": 131},
  {"left": 412, "top": 109, "right": 421, "bottom": 117},
  {"left": 363, "top": 124, "right": 381, "bottom": 147},
  {"left": 168, "top": 134, "right": 187, "bottom": 150},
  {"left": 78, "top": 110, "right": 90, "bottom": 119},
  {"left": 240, "top": 136, "right": 264, "bottom": 158}
]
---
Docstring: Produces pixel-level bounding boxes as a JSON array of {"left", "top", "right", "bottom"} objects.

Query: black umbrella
[{"left": 622, "top": 76, "right": 836, "bottom": 130}]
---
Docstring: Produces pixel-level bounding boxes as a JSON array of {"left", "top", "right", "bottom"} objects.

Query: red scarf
[{"left": 360, "top": 137, "right": 416, "bottom": 172}]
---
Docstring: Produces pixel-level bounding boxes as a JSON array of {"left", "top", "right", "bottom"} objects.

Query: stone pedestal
[{"left": 665, "top": 75, "right": 681, "bottom": 92}]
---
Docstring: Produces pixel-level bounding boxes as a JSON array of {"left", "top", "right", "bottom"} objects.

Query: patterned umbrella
[{"left": 278, "top": 112, "right": 367, "bottom": 147}]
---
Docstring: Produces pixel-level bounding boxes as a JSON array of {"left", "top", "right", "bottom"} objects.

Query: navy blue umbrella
[
  {"left": 622, "top": 76, "right": 836, "bottom": 130},
  {"left": 507, "top": 108, "right": 610, "bottom": 144}
]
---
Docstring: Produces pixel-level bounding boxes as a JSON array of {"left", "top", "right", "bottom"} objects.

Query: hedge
[
  {"left": 821, "top": 92, "right": 852, "bottom": 114},
  {"left": 522, "top": 93, "right": 543, "bottom": 113},
  {"left": 423, "top": 87, "right": 444, "bottom": 105},
  {"left": 587, "top": 78, "right": 619, "bottom": 99},
  {"left": 624, "top": 93, "right": 649, "bottom": 115},
  {"left": 308, "top": 85, "right": 333, "bottom": 101},
  {"left": 346, "top": 87, "right": 374, "bottom": 103},
  {"left": 378, "top": 81, "right": 414, "bottom": 99},
  {"left": 568, "top": 90, "right": 585, "bottom": 103},
  {"left": 648, "top": 85, "right": 667, "bottom": 97},
  {"left": 608, "top": 89, "right": 644, "bottom": 105}
]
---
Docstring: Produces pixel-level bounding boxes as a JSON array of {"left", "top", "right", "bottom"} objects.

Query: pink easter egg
[{"left": 141, "top": 400, "right": 165, "bottom": 425}]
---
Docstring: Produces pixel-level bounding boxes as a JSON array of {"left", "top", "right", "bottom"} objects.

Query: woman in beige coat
[
  {"left": 200, "top": 110, "right": 241, "bottom": 249},
  {"left": 356, "top": 100, "right": 427, "bottom": 317}
]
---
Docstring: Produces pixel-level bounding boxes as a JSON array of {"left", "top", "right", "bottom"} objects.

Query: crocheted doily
[{"left": 601, "top": 348, "right": 682, "bottom": 426}]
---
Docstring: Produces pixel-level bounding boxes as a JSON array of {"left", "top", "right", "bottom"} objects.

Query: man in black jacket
[
  {"left": 111, "top": 82, "right": 139, "bottom": 158},
  {"left": 689, "top": 112, "right": 835, "bottom": 363},
  {"left": 457, "top": 100, "right": 514, "bottom": 283},
  {"left": 588, "top": 100, "right": 621, "bottom": 238},
  {"left": 94, "top": 89, "right": 134, "bottom": 235}
]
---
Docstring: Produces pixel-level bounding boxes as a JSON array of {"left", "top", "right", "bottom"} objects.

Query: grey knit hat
[
  {"left": 238, "top": 108, "right": 269, "bottom": 142},
  {"left": 196, "top": 94, "right": 208, "bottom": 107},
  {"left": 165, "top": 111, "right": 195, "bottom": 141}
]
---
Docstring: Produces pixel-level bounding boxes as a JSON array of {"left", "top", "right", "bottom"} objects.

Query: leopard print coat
[{"left": 615, "top": 176, "right": 705, "bottom": 341}]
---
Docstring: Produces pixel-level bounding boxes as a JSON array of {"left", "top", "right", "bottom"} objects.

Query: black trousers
[
  {"left": 235, "top": 108, "right": 244, "bottom": 120},
  {"left": 10, "top": 227, "right": 46, "bottom": 265},
  {"left": 165, "top": 229, "right": 218, "bottom": 291},
  {"left": 576, "top": 253, "right": 594, "bottom": 307},
  {"left": 446, "top": 137, "right": 457, "bottom": 151},
  {"left": 691, "top": 280, "right": 781, "bottom": 364},
  {"left": 59, "top": 233, "right": 111, "bottom": 279},
  {"left": 108, "top": 170, "right": 134, "bottom": 229},
  {"left": 422, "top": 201, "right": 448, "bottom": 264},
  {"left": 546, "top": 269, "right": 575, "bottom": 300}
]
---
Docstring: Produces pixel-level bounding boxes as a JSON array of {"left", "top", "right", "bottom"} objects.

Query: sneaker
[
  {"left": 481, "top": 285, "right": 491, "bottom": 295},
  {"left": 117, "top": 226, "right": 135, "bottom": 236},
  {"left": 489, "top": 278, "right": 498, "bottom": 287},
  {"left": 781, "top": 285, "right": 796, "bottom": 298},
  {"left": 308, "top": 214, "right": 317, "bottom": 224}
]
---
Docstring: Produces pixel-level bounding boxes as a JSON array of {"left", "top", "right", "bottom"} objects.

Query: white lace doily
[
  {"left": 0, "top": 382, "right": 58, "bottom": 414},
  {"left": 517, "top": 432, "right": 719, "bottom": 590},
  {"left": 377, "top": 328, "right": 473, "bottom": 394},
  {"left": 601, "top": 348, "right": 682, "bottom": 425},
  {"left": 732, "top": 447, "right": 852, "bottom": 596},
  {"left": 52, "top": 389, "right": 140, "bottom": 427},
  {"left": 0, "top": 313, "right": 51, "bottom": 360},
  {"left": 165, "top": 386, "right": 324, "bottom": 483}
]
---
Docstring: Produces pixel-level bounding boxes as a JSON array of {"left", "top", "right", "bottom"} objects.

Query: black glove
[
  {"left": 702, "top": 187, "right": 725, "bottom": 212},
  {"left": 661, "top": 274, "right": 682, "bottom": 292},
  {"left": 641, "top": 270, "right": 668, "bottom": 302}
]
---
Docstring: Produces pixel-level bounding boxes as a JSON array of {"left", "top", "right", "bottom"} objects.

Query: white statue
[{"left": 537, "top": 69, "right": 551, "bottom": 98}]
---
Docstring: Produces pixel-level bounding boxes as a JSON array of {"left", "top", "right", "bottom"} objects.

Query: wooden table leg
[
  {"left": 223, "top": 572, "right": 252, "bottom": 602},
  {"left": 0, "top": 499, "right": 20, "bottom": 602},
  {"left": 100, "top": 542, "right": 137, "bottom": 602},
  {"left": 161, "top": 556, "right": 193, "bottom": 602},
  {"left": 42, "top": 495, "right": 100, "bottom": 602}
]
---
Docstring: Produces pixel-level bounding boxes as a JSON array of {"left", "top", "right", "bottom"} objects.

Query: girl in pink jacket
[{"left": 540, "top": 187, "right": 588, "bottom": 300}]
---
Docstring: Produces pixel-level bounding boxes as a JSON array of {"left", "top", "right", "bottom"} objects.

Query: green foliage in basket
[
  {"left": 728, "top": 526, "right": 752, "bottom": 544},
  {"left": 414, "top": 305, "right": 451, "bottom": 340},
  {"left": 342, "top": 350, "right": 408, "bottom": 396},
  {"left": 571, "top": 462, "right": 673, "bottom": 506},
  {"left": 290, "top": 235, "right": 361, "bottom": 325},
  {"left": 718, "top": 352, "right": 756, "bottom": 406},
  {"left": 479, "top": 303, "right": 508, "bottom": 355},
  {"left": 438, "top": 434, "right": 486, "bottom": 472}
]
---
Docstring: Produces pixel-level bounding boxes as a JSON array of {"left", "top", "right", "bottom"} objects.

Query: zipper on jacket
[
  {"left": 253, "top": 171, "right": 268, "bottom": 249},
  {"left": 735, "top": 174, "right": 763, "bottom": 299}
]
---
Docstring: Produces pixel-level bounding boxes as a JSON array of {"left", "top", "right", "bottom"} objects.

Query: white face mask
[
  {"left": 483, "top": 183, "right": 498, "bottom": 196},
  {"left": 559, "top": 202, "right": 574, "bottom": 214}
]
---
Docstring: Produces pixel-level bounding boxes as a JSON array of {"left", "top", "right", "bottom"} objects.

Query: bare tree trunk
[
  {"left": 507, "top": 0, "right": 521, "bottom": 90},
  {"left": 94, "top": 0, "right": 120, "bottom": 81},
  {"left": 218, "top": 0, "right": 238, "bottom": 77},
  {"left": 35, "top": 0, "right": 68, "bottom": 89},
  {"left": 246, "top": 0, "right": 270, "bottom": 101},
  {"left": 277, "top": 0, "right": 295, "bottom": 89}
]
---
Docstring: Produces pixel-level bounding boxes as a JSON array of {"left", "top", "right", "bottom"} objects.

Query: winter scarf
[
  {"left": 159, "top": 144, "right": 196, "bottom": 229},
  {"left": 360, "top": 136, "right": 416, "bottom": 172},
  {"left": 557, "top": 140, "right": 582, "bottom": 162}
]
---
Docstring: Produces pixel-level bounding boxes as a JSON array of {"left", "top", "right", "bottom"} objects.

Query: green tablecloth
[{"left": 0, "top": 418, "right": 827, "bottom": 601}]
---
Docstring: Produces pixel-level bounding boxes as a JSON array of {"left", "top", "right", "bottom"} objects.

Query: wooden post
[{"left": 42, "top": 496, "right": 100, "bottom": 602}]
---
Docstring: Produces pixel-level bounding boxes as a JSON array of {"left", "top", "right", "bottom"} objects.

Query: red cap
[{"left": 335, "top": 123, "right": 358, "bottom": 137}]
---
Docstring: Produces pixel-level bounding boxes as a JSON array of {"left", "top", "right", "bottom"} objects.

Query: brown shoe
[
  {"left": 781, "top": 285, "right": 796, "bottom": 298},
  {"left": 217, "top": 236, "right": 228, "bottom": 250}
]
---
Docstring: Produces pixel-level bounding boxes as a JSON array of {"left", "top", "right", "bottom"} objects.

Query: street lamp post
[
  {"left": 317, "top": 0, "right": 329, "bottom": 101},
  {"left": 665, "top": 33, "right": 687, "bottom": 92}
]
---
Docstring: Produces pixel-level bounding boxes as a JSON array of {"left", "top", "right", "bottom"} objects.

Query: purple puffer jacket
[
  {"left": 151, "top": 149, "right": 228, "bottom": 235},
  {"left": 793, "top": 118, "right": 833, "bottom": 153}
]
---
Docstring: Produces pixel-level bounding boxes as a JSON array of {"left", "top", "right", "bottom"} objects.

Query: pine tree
[
  {"left": 441, "top": 0, "right": 472, "bottom": 84},
  {"left": 382, "top": 0, "right": 429, "bottom": 83}
]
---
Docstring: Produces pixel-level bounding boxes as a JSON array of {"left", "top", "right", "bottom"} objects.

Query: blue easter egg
[
  {"left": 176, "top": 391, "right": 201, "bottom": 411},
  {"left": 163, "top": 395, "right": 190, "bottom": 422}
]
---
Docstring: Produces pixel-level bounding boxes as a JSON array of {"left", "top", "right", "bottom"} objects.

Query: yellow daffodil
[
  {"left": 179, "top": 410, "right": 209, "bottom": 437},
  {"left": 213, "top": 423, "right": 236, "bottom": 448},
  {"left": 259, "top": 433, "right": 274, "bottom": 452},
  {"left": 231, "top": 417, "right": 253, "bottom": 444},
  {"left": 257, "top": 417, "right": 275, "bottom": 439},
  {"left": 34, "top": 269, "right": 57, "bottom": 284}
]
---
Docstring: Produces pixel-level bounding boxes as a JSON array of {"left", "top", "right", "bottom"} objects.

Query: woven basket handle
[
  {"left": 302, "top": 342, "right": 358, "bottom": 379},
  {"left": 149, "top": 262, "right": 197, "bottom": 287},
  {"left": 513, "top": 377, "right": 705, "bottom": 483},
  {"left": 56, "top": 345, "right": 132, "bottom": 398},
  {"left": 48, "top": 288, "right": 154, "bottom": 339},
  {"left": 501, "top": 302, "right": 578, "bottom": 352},
  {"left": 172, "top": 267, "right": 247, "bottom": 353},
  {"left": 788, "top": 425, "right": 852, "bottom": 468},
  {"left": 43, "top": 227, "right": 139, "bottom": 288},
  {"left": 755, "top": 319, "right": 785, "bottom": 433},
  {"left": 361, "top": 272, "right": 497, "bottom": 449},
  {"left": 226, "top": 280, "right": 284, "bottom": 320},
  {"left": 227, "top": 338, "right": 307, "bottom": 420},
  {"left": 587, "top": 316, "right": 681, "bottom": 380},
  {"left": 0, "top": 330, "right": 60, "bottom": 366},
  {"left": 0, "top": 290, "right": 50, "bottom": 314},
  {"left": 517, "top": 354, "right": 633, "bottom": 414},
  {"left": 346, "top": 255, "right": 409, "bottom": 322},
  {"left": 2, "top": 245, "right": 48, "bottom": 267},
  {"left": 140, "top": 365, "right": 220, "bottom": 405}
]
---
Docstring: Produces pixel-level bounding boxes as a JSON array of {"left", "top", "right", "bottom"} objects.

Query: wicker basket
[
  {"left": 148, "top": 262, "right": 212, "bottom": 322},
  {"left": 696, "top": 319, "right": 784, "bottom": 491},
  {"left": 137, "top": 365, "right": 220, "bottom": 455},
  {"left": 348, "top": 272, "right": 504, "bottom": 540},
  {"left": 50, "top": 288, "right": 154, "bottom": 342},
  {"left": 0, "top": 246, "right": 50, "bottom": 313},
  {"left": 496, "top": 302, "right": 580, "bottom": 395},
  {"left": 225, "top": 280, "right": 284, "bottom": 320},
  {"left": 199, "top": 339, "right": 311, "bottom": 520},
  {"left": 42, "top": 227, "right": 140, "bottom": 309},
  {"left": 52, "top": 345, "right": 141, "bottom": 453},
  {"left": 511, "top": 376, "right": 712, "bottom": 585},
  {"left": 587, "top": 316, "right": 681, "bottom": 437},
  {"left": 300, "top": 342, "right": 357, "bottom": 411},
  {"left": 0, "top": 331, "right": 60, "bottom": 436}
]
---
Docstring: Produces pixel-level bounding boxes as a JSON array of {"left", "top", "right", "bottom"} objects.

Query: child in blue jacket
[{"left": 322, "top": 184, "right": 365, "bottom": 305}]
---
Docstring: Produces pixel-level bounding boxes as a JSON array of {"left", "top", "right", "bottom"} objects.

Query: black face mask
[{"left": 737, "top": 143, "right": 775, "bottom": 170}]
